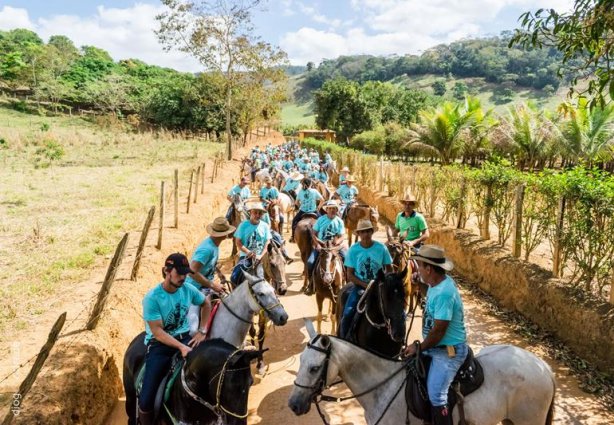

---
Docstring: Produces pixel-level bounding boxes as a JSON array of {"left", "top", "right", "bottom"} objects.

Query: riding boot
[
  {"left": 431, "top": 405, "right": 453, "bottom": 425},
  {"left": 137, "top": 408, "right": 154, "bottom": 425}
]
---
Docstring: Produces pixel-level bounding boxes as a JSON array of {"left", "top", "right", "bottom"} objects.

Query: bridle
[
  {"left": 220, "top": 275, "right": 282, "bottom": 325},
  {"left": 293, "top": 335, "right": 411, "bottom": 425},
  {"left": 315, "top": 247, "right": 342, "bottom": 300},
  {"left": 356, "top": 278, "right": 404, "bottom": 343},
  {"left": 176, "top": 349, "right": 251, "bottom": 424}
]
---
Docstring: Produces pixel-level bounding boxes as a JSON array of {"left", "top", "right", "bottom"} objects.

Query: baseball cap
[{"left": 165, "top": 253, "right": 194, "bottom": 275}]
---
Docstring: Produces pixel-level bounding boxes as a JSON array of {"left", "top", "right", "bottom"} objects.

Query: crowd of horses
[{"left": 120, "top": 157, "right": 557, "bottom": 425}]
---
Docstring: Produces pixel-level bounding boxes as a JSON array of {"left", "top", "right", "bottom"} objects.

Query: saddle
[
  {"left": 136, "top": 354, "right": 185, "bottom": 421},
  {"left": 405, "top": 346, "right": 484, "bottom": 421}
]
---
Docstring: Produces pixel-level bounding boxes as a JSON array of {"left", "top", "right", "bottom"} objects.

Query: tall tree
[{"left": 157, "top": 0, "right": 288, "bottom": 159}]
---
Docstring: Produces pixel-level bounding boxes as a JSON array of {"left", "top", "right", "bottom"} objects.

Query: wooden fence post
[
  {"left": 157, "top": 182, "right": 165, "bottom": 249},
  {"left": 211, "top": 158, "right": 217, "bottom": 183},
  {"left": 1, "top": 313, "right": 67, "bottom": 425},
  {"left": 86, "top": 233, "right": 129, "bottom": 330},
  {"left": 411, "top": 166, "right": 417, "bottom": 195},
  {"left": 130, "top": 206, "right": 156, "bottom": 281},
  {"left": 456, "top": 178, "right": 467, "bottom": 229},
  {"left": 481, "top": 183, "right": 493, "bottom": 240},
  {"left": 194, "top": 166, "right": 200, "bottom": 203},
  {"left": 186, "top": 170, "right": 194, "bottom": 214},
  {"left": 173, "top": 170, "right": 179, "bottom": 229},
  {"left": 429, "top": 169, "right": 436, "bottom": 217},
  {"left": 379, "top": 156, "right": 384, "bottom": 192},
  {"left": 552, "top": 196, "right": 566, "bottom": 278},
  {"left": 511, "top": 184, "right": 525, "bottom": 258},
  {"left": 201, "top": 162, "right": 206, "bottom": 194}
]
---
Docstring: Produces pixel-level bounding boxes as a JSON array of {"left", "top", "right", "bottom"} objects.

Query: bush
[{"left": 34, "top": 139, "right": 65, "bottom": 167}]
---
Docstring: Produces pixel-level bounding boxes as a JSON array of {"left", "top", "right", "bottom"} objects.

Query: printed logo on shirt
[
  {"left": 246, "top": 229, "right": 265, "bottom": 254},
  {"left": 163, "top": 303, "right": 188, "bottom": 333}
]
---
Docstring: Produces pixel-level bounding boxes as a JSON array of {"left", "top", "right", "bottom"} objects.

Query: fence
[{"left": 304, "top": 138, "right": 614, "bottom": 305}]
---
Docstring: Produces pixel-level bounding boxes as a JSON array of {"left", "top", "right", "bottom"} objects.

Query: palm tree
[
  {"left": 460, "top": 97, "right": 496, "bottom": 166},
  {"left": 492, "top": 103, "right": 556, "bottom": 170},
  {"left": 556, "top": 99, "right": 614, "bottom": 167},
  {"left": 404, "top": 97, "right": 479, "bottom": 164}
]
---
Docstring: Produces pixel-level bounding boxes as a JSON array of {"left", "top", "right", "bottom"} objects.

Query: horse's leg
[
  {"left": 406, "top": 276, "right": 414, "bottom": 314},
  {"left": 257, "top": 312, "right": 267, "bottom": 375},
  {"left": 330, "top": 298, "right": 337, "bottom": 335},
  {"left": 315, "top": 292, "right": 324, "bottom": 334},
  {"left": 249, "top": 322, "right": 256, "bottom": 348}
]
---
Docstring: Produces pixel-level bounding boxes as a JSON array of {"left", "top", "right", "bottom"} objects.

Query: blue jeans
[
  {"left": 424, "top": 343, "right": 468, "bottom": 407},
  {"left": 139, "top": 334, "right": 191, "bottom": 411},
  {"left": 231, "top": 257, "right": 252, "bottom": 286},
  {"left": 307, "top": 246, "right": 346, "bottom": 277},
  {"left": 340, "top": 284, "right": 363, "bottom": 338}
]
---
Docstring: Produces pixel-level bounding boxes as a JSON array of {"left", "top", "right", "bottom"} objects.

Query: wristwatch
[{"left": 198, "top": 327, "right": 207, "bottom": 335}]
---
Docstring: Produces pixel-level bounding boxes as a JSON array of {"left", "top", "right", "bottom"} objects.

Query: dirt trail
[{"left": 106, "top": 214, "right": 613, "bottom": 424}]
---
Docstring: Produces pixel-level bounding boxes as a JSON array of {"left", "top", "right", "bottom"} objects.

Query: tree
[
  {"left": 431, "top": 79, "right": 447, "bottom": 96},
  {"left": 453, "top": 81, "right": 468, "bottom": 100},
  {"left": 157, "top": 0, "right": 288, "bottom": 160},
  {"left": 510, "top": 0, "right": 614, "bottom": 108},
  {"left": 306, "top": 61, "right": 314, "bottom": 72}
]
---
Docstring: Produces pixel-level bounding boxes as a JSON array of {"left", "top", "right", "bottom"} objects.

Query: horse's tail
[{"left": 545, "top": 375, "right": 556, "bottom": 425}]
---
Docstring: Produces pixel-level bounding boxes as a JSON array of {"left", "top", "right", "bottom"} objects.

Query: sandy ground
[{"left": 105, "top": 215, "right": 614, "bottom": 424}]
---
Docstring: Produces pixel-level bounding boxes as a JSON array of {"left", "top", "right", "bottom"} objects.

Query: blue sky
[{"left": 0, "top": 0, "right": 574, "bottom": 72}]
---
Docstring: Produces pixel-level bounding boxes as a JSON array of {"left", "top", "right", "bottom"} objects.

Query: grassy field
[
  {"left": 281, "top": 101, "right": 315, "bottom": 126},
  {"left": 0, "top": 107, "right": 223, "bottom": 336}
]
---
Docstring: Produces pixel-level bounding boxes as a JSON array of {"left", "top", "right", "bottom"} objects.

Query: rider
[
  {"left": 283, "top": 171, "right": 303, "bottom": 201},
  {"left": 395, "top": 194, "right": 430, "bottom": 251},
  {"left": 185, "top": 217, "right": 234, "bottom": 337},
  {"left": 340, "top": 219, "right": 393, "bottom": 339},
  {"left": 139, "top": 253, "right": 207, "bottom": 425},
  {"left": 403, "top": 245, "right": 467, "bottom": 425},
  {"left": 260, "top": 176, "right": 280, "bottom": 206},
  {"left": 306, "top": 200, "right": 347, "bottom": 295},
  {"left": 290, "top": 178, "right": 324, "bottom": 243},
  {"left": 226, "top": 176, "right": 251, "bottom": 220},
  {"left": 316, "top": 163, "right": 329, "bottom": 185},
  {"left": 338, "top": 166, "right": 350, "bottom": 185},
  {"left": 335, "top": 175, "right": 359, "bottom": 218},
  {"left": 230, "top": 202, "right": 272, "bottom": 286}
]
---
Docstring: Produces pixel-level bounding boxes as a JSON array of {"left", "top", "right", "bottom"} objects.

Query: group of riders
[{"left": 135, "top": 141, "right": 468, "bottom": 425}]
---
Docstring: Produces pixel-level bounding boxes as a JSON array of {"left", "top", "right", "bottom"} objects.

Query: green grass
[
  {"left": 0, "top": 106, "right": 223, "bottom": 337},
  {"left": 281, "top": 101, "right": 316, "bottom": 126}
]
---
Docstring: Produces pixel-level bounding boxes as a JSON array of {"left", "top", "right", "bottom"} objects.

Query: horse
[
  {"left": 267, "top": 200, "right": 283, "bottom": 234},
  {"left": 314, "top": 180, "right": 332, "bottom": 201},
  {"left": 294, "top": 214, "right": 319, "bottom": 293},
  {"left": 289, "top": 321, "right": 557, "bottom": 425},
  {"left": 336, "top": 269, "right": 407, "bottom": 358},
  {"left": 384, "top": 226, "right": 426, "bottom": 314},
  {"left": 344, "top": 204, "right": 379, "bottom": 245},
  {"left": 254, "top": 167, "right": 272, "bottom": 186},
  {"left": 312, "top": 241, "right": 345, "bottom": 334},
  {"left": 124, "top": 338, "right": 264, "bottom": 425},
  {"left": 228, "top": 193, "right": 246, "bottom": 256},
  {"left": 278, "top": 192, "right": 295, "bottom": 233}
]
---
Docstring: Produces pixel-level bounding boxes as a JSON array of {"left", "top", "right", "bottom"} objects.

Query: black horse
[
  {"left": 124, "top": 335, "right": 263, "bottom": 425},
  {"left": 336, "top": 268, "right": 407, "bottom": 358}
]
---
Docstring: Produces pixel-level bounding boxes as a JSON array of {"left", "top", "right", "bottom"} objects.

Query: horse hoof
[
  {"left": 257, "top": 364, "right": 268, "bottom": 376},
  {"left": 322, "top": 315, "right": 330, "bottom": 322}
]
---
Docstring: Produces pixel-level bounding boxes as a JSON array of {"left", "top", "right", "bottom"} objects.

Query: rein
[{"left": 219, "top": 276, "right": 281, "bottom": 325}]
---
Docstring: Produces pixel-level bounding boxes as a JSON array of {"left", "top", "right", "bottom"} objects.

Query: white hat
[{"left": 356, "top": 219, "right": 374, "bottom": 232}]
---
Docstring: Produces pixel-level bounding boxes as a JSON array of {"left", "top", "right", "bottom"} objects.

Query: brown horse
[
  {"left": 267, "top": 200, "right": 282, "bottom": 233},
  {"left": 312, "top": 241, "right": 344, "bottom": 334},
  {"left": 344, "top": 204, "right": 379, "bottom": 245},
  {"left": 229, "top": 193, "right": 246, "bottom": 256},
  {"left": 314, "top": 180, "right": 332, "bottom": 201},
  {"left": 294, "top": 214, "right": 318, "bottom": 293},
  {"left": 384, "top": 226, "right": 425, "bottom": 314}
]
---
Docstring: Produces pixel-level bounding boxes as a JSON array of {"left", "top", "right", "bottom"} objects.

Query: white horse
[
  {"left": 289, "top": 321, "right": 556, "bottom": 425},
  {"left": 255, "top": 168, "right": 272, "bottom": 185},
  {"left": 278, "top": 192, "right": 295, "bottom": 233}
]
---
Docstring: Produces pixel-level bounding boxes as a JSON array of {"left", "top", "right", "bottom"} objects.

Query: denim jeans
[
  {"left": 138, "top": 334, "right": 191, "bottom": 411},
  {"left": 340, "top": 284, "right": 363, "bottom": 338},
  {"left": 230, "top": 257, "right": 252, "bottom": 286},
  {"left": 424, "top": 343, "right": 468, "bottom": 407}
]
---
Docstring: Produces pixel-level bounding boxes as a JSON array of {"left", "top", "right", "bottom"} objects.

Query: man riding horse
[
  {"left": 395, "top": 194, "right": 430, "bottom": 251},
  {"left": 403, "top": 245, "right": 468, "bottom": 425},
  {"left": 225, "top": 176, "right": 251, "bottom": 221},
  {"left": 334, "top": 174, "right": 358, "bottom": 218},
  {"left": 305, "top": 200, "right": 347, "bottom": 295},
  {"left": 290, "top": 178, "right": 325, "bottom": 243},
  {"left": 282, "top": 171, "right": 303, "bottom": 202}
]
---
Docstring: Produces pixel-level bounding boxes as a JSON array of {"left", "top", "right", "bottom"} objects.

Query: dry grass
[{"left": 0, "top": 107, "right": 223, "bottom": 337}]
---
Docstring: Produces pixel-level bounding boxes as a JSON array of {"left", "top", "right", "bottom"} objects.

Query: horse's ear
[
  {"left": 399, "top": 265, "right": 408, "bottom": 281},
  {"left": 304, "top": 319, "right": 317, "bottom": 339},
  {"left": 240, "top": 348, "right": 269, "bottom": 363},
  {"left": 242, "top": 271, "right": 255, "bottom": 284},
  {"left": 320, "top": 335, "right": 331, "bottom": 348}
]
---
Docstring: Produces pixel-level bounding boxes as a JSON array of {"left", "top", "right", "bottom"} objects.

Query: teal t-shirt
[
  {"left": 299, "top": 162, "right": 311, "bottom": 173},
  {"left": 260, "top": 186, "right": 279, "bottom": 201},
  {"left": 234, "top": 220, "right": 271, "bottom": 257},
  {"left": 313, "top": 215, "right": 345, "bottom": 241},
  {"left": 283, "top": 160, "right": 293, "bottom": 171},
  {"left": 297, "top": 188, "right": 323, "bottom": 213},
  {"left": 143, "top": 283, "right": 205, "bottom": 344},
  {"left": 185, "top": 237, "right": 218, "bottom": 289},
  {"left": 228, "top": 184, "right": 251, "bottom": 200},
  {"left": 344, "top": 241, "right": 392, "bottom": 282},
  {"left": 317, "top": 171, "right": 329, "bottom": 183},
  {"left": 336, "top": 184, "right": 358, "bottom": 203},
  {"left": 422, "top": 276, "right": 467, "bottom": 346},
  {"left": 395, "top": 211, "right": 428, "bottom": 241},
  {"left": 283, "top": 178, "right": 300, "bottom": 193}
]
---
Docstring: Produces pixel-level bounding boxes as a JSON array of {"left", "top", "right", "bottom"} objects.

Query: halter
[
  {"left": 177, "top": 349, "right": 251, "bottom": 423},
  {"left": 220, "top": 276, "right": 282, "bottom": 325},
  {"left": 293, "top": 335, "right": 411, "bottom": 425}
]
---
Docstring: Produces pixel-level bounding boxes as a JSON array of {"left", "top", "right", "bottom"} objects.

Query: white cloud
[
  {"left": 296, "top": 2, "right": 342, "bottom": 29},
  {"left": 0, "top": 4, "right": 201, "bottom": 72},
  {"left": 280, "top": 27, "right": 348, "bottom": 65}
]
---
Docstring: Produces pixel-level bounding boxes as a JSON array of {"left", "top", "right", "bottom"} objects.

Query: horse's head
[
  {"left": 186, "top": 339, "right": 265, "bottom": 425},
  {"left": 265, "top": 243, "right": 288, "bottom": 295},
  {"left": 268, "top": 202, "right": 281, "bottom": 221},
  {"left": 318, "top": 242, "right": 342, "bottom": 285},
  {"left": 288, "top": 322, "right": 337, "bottom": 416},
  {"left": 377, "top": 268, "right": 407, "bottom": 343},
  {"left": 242, "top": 271, "right": 288, "bottom": 326},
  {"left": 369, "top": 206, "right": 379, "bottom": 230}
]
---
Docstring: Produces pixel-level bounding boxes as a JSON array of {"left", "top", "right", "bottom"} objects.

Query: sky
[{"left": 0, "top": 0, "right": 575, "bottom": 72}]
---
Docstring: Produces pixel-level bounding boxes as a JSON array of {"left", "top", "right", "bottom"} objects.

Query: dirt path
[{"left": 105, "top": 214, "right": 613, "bottom": 424}]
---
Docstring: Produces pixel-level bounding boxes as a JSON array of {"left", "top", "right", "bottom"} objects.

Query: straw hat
[
  {"left": 410, "top": 245, "right": 454, "bottom": 271},
  {"left": 345, "top": 175, "right": 356, "bottom": 182},
  {"left": 355, "top": 219, "right": 374, "bottom": 232},
  {"left": 401, "top": 194, "right": 417, "bottom": 204},
  {"left": 264, "top": 175, "right": 272, "bottom": 183},
  {"left": 206, "top": 217, "right": 236, "bottom": 237},
  {"left": 290, "top": 172, "right": 304, "bottom": 180},
  {"left": 340, "top": 166, "right": 350, "bottom": 173},
  {"left": 246, "top": 202, "right": 267, "bottom": 213},
  {"left": 323, "top": 200, "right": 339, "bottom": 210}
]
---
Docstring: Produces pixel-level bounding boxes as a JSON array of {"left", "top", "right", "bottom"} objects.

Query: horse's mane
[{"left": 311, "top": 334, "right": 404, "bottom": 363}]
